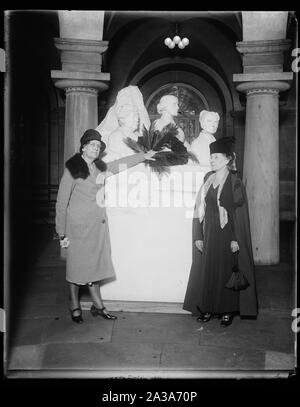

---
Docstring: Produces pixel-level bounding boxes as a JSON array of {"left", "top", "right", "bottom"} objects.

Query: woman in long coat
[
  {"left": 56, "top": 129, "right": 155, "bottom": 323},
  {"left": 183, "top": 137, "right": 258, "bottom": 326}
]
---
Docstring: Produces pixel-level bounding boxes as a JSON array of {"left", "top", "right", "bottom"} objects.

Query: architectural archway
[
  {"left": 131, "top": 57, "right": 237, "bottom": 112},
  {"left": 131, "top": 58, "right": 236, "bottom": 140}
]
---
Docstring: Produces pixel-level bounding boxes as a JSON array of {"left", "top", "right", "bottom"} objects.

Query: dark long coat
[{"left": 183, "top": 171, "right": 258, "bottom": 317}]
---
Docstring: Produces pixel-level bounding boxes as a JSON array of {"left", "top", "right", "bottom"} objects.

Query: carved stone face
[
  {"left": 118, "top": 105, "right": 139, "bottom": 131},
  {"left": 157, "top": 95, "right": 179, "bottom": 117},
  {"left": 200, "top": 112, "right": 219, "bottom": 134},
  {"left": 124, "top": 110, "right": 139, "bottom": 130}
]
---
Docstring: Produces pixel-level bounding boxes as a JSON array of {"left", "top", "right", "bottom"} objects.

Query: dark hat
[
  {"left": 209, "top": 136, "right": 235, "bottom": 155},
  {"left": 80, "top": 129, "right": 106, "bottom": 152}
]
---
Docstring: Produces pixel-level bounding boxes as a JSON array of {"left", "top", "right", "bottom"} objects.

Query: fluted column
[
  {"left": 235, "top": 81, "right": 290, "bottom": 264},
  {"left": 56, "top": 84, "right": 107, "bottom": 161},
  {"left": 51, "top": 37, "right": 110, "bottom": 162},
  {"left": 233, "top": 37, "right": 293, "bottom": 264}
]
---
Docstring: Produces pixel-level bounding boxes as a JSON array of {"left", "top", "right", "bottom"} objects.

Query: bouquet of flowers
[{"left": 124, "top": 123, "right": 199, "bottom": 175}]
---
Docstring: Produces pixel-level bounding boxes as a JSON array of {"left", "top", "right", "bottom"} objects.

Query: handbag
[{"left": 225, "top": 251, "right": 250, "bottom": 291}]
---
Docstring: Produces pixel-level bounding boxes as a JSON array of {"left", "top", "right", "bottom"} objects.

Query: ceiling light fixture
[
  {"left": 164, "top": 23, "right": 189, "bottom": 49},
  {"left": 164, "top": 36, "right": 189, "bottom": 49}
]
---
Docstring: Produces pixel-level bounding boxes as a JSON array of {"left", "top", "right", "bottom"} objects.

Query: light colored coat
[{"left": 56, "top": 153, "right": 145, "bottom": 284}]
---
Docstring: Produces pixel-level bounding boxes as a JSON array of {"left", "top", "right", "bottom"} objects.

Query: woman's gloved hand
[
  {"left": 230, "top": 240, "right": 239, "bottom": 253},
  {"left": 195, "top": 240, "right": 203, "bottom": 252},
  {"left": 144, "top": 150, "right": 157, "bottom": 161},
  {"left": 60, "top": 236, "right": 70, "bottom": 248}
]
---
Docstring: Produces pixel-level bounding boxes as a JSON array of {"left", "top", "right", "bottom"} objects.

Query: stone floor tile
[
  {"left": 264, "top": 351, "right": 296, "bottom": 371},
  {"left": 7, "top": 344, "right": 45, "bottom": 370},
  {"left": 195, "top": 313, "right": 294, "bottom": 354},
  {"left": 42, "top": 342, "right": 162, "bottom": 370},
  {"left": 9, "top": 318, "right": 50, "bottom": 346},
  {"left": 160, "top": 343, "right": 265, "bottom": 370},
  {"left": 42, "top": 313, "right": 114, "bottom": 344},
  {"left": 111, "top": 312, "right": 200, "bottom": 344}
]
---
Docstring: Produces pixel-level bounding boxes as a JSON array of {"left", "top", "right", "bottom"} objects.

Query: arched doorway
[
  {"left": 133, "top": 61, "right": 233, "bottom": 144},
  {"left": 146, "top": 83, "right": 209, "bottom": 144}
]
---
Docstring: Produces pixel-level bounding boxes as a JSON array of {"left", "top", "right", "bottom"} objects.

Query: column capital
[
  {"left": 51, "top": 70, "right": 110, "bottom": 93},
  {"left": 233, "top": 72, "right": 293, "bottom": 95},
  {"left": 65, "top": 87, "right": 99, "bottom": 95},
  {"left": 244, "top": 88, "right": 279, "bottom": 96},
  {"left": 235, "top": 80, "right": 291, "bottom": 95}
]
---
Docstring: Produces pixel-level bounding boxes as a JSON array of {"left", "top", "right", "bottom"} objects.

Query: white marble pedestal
[{"left": 100, "top": 163, "right": 210, "bottom": 305}]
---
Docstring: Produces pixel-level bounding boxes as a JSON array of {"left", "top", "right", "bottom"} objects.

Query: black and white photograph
[{"left": 2, "top": 10, "right": 298, "bottom": 382}]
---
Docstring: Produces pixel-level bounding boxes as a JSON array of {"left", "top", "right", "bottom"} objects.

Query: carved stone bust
[
  {"left": 189, "top": 110, "right": 220, "bottom": 166},
  {"left": 153, "top": 94, "right": 185, "bottom": 143},
  {"left": 105, "top": 105, "right": 140, "bottom": 159}
]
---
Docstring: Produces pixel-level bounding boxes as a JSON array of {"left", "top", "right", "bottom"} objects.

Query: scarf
[{"left": 198, "top": 170, "right": 229, "bottom": 229}]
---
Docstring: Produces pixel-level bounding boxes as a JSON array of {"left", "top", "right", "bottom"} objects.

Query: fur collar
[{"left": 65, "top": 153, "right": 107, "bottom": 179}]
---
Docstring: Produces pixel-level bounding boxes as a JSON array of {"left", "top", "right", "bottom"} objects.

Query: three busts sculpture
[
  {"left": 189, "top": 110, "right": 220, "bottom": 166},
  {"left": 96, "top": 86, "right": 220, "bottom": 166}
]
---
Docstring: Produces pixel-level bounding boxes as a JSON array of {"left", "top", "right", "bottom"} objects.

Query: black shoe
[
  {"left": 70, "top": 307, "right": 83, "bottom": 324},
  {"left": 90, "top": 305, "right": 117, "bottom": 320},
  {"left": 220, "top": 313, "right": 234, "bottom": 327},
  {"left": 197, "top": 312, "right": 212, "bottom": 322}
]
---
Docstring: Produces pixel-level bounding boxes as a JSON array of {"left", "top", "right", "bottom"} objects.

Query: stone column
[
  {"left": 233, "top": 39, "right": 293, "bottom": 264},
  {"left": 51, "top": 37, "right": 110, "bottom": 162}
]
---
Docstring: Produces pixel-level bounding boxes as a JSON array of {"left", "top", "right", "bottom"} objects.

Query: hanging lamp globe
[
  {"left": 173, "top": 35, "right": 181, "bottom": 44},
  {"left": 164, "top": 37, "right": 172, "bottom": 46}
]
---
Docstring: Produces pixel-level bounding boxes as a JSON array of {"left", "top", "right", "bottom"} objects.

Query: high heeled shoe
[
  {"left": 70, "top": 307, "right": 83, "bottom": 324},
  {"left": 90, "top": 304, "right": 117, "bottom": 320},
  {"left": 196, "top": 312, "right": 212, "bottom": 322},
  {"left": 220, "top": 313, "right": 234, "bottom": 327}
]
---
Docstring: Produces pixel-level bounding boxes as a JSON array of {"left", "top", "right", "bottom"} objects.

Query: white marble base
[{"left": 101, "top": 163, "right": 210, "bottom": 303}]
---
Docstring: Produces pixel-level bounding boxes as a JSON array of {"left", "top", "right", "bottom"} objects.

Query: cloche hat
[
  {"left": 209, "top": 136, "right": 235, "bottom": 155},
  {"left": 80, "top": 129, "right": 106, "bottom": 152}
]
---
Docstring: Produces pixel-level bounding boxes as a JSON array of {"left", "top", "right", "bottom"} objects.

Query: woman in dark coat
[
  {"left": 56, "top": 129, "right": 156, "bottom": 323},
  {"left": 183, "top": 137, "right": 258, "bottom": 326}
]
